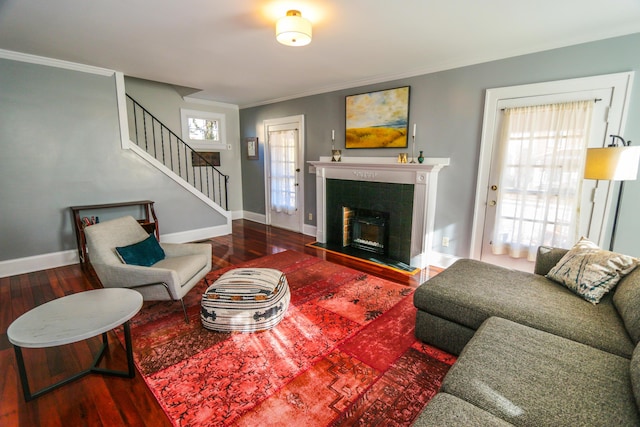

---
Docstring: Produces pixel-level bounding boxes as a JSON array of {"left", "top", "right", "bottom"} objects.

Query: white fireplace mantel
[{"left": 309, "top": 156, "right": 450, "bottom": 269}]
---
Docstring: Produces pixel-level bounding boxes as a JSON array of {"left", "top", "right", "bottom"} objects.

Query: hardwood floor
[{"left": 1, "top": 219, "right": 440, "bottom": 427}]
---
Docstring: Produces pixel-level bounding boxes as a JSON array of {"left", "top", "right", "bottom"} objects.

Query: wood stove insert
[{"left": 343, "top": 207, "right": 390, "bottom": 255}]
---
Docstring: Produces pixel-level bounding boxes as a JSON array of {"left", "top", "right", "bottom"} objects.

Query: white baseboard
[
  {"left": 230, "top": 210, "right": 244, "bottom": 220},
  {"left": 0, "top": 250, "right": 79, "bottom": 278},
  {"left": 160, "top": 223, "right": 232, "bottom": 243},
  {"left": 302, "top": 224, "right": 317, "bottom": 237},
  {"left": 241, "top": 211, "right": 316, "bottom": 237},
  {"left": 429, "top": 251, "right": 460, "bottom": 269},
  {"left": 242, "top": 211, "right": 266, "bottom": 224}
]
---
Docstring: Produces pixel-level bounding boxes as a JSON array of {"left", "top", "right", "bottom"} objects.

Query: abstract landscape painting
[{"left": 345, "top": 86, "right": 410, "bottom": 149}]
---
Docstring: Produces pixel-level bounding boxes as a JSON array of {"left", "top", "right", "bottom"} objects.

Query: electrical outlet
[
  {"left": 442, "top": 237, "right": 450, "bottom": 247},
  {"left": 308, "top": 213, "right": 313, "bottom": 221}
]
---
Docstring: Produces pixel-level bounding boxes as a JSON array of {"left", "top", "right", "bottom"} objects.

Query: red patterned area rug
[{"left": 118, "top": 251, "right": 455, "bottom": 427}]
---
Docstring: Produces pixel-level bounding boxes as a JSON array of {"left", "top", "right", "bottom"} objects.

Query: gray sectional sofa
[{"left": 412, "top": 246, "right": 640, "bottom": 426}]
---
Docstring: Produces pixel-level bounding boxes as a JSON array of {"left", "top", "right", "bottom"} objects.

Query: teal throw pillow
[{"left": 115, "top": 234, "right": 165, "bottom": 267}]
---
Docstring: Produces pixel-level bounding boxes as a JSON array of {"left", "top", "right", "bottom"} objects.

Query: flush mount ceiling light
[{"left": 276, "top": 10, "right": 312, "bottom": 47}]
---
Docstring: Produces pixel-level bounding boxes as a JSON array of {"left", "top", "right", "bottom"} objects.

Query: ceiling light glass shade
[
  {"left": 584, "top": 146, "right": 640, "bottom": 181},
  {"left": 276, "top": 10, "right": 312, "bottom": 47}
]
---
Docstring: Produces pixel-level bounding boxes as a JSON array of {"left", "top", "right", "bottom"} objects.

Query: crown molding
[{"left": 0, "top": 49, "right": 115, "bottom": 76}]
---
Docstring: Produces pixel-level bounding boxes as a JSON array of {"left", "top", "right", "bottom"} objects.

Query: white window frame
[{"left": 180, "top": 108, "right": 227, "bottom": 151}]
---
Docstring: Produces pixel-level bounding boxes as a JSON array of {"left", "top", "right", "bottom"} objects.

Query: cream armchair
[{"left": 84, "top": 215, "right": 211, "bottom": 322}]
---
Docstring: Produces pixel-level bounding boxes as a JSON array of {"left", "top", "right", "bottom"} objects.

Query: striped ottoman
[{"left": 201, "top": 268, "right": 290, "bottom": 332}]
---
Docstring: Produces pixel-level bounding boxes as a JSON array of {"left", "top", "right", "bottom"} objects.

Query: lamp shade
[
  {"left": 584, "top": 146, "right": 640, "bottom": 181},
  {"left": 276, "top": 10, "right": 312, "bottom": 47}
]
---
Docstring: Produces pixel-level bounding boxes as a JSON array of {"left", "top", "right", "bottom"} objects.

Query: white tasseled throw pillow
[{"left": 546, "top": 237, "right": 639, "bottom": 304}]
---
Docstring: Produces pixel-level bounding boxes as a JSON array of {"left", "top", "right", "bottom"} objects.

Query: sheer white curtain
[
  {"left": 269, "top": 129, "right": 297, "bottom": 214},
  {"left": 492, "top": 100, "right": 594, "bottom": 260}
]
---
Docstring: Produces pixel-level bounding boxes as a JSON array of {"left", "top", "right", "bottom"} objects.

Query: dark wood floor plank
[
  {"left": 0, "top": 276, "right": 12, "bottom": 351},
  {"left": 1, "top": 219, "right": 435, "bottom": 426},
  {"left": 0, "top": 349, "right": 21, "bottom": 425}
]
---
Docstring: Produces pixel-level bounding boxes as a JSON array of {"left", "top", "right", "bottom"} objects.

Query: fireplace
[
  {"left": 326, "top": 179, "right": 411, "bottom": 262},
  {"left": 309, "top": 156, "right": 450, "bottom": 269},
  {"left": 343, "top": 207, "right": 390, "bottom": 255}
]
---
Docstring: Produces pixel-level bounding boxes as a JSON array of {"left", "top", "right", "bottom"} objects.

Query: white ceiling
[{"left": 1, "top": 0, "right": 640, "bottom": 108}]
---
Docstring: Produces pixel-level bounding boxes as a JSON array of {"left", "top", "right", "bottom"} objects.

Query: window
[
  {"left": 180, "top": 109, "right": 226, "bottom": 151},
  {"left": 188, "top": 117, "right": 218, "bottom": 141}
]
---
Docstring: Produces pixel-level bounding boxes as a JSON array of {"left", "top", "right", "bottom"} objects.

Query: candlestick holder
[
  {"left": 330, "top": 130, "right": 341, "bottom": 161},
  {"left": 410, "top": 135, "right": 416, "bottom": 163}
]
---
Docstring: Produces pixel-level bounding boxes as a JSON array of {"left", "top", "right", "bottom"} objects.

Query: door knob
[
  {"left": 489, "top": 200, "right": 496, "bottom": 206},
  {"left": 491, "top": 185, "right": 498, "bottom": 191},
  {"left": 296, "top": 168, "right": 300, "bottom": 172}
]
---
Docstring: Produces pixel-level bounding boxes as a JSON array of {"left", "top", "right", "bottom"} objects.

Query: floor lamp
[{"left": 584, "top": 135, "right": 640, "bottom": 251}]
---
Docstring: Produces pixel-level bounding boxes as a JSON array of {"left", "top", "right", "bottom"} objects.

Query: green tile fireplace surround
[{"left": 326, "top": 179, "right": 414, "bottom": 263}]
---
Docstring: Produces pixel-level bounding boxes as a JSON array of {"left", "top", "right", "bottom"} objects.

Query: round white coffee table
[{"left": 7, "top": 288, "right": 143, "bottom": 401}]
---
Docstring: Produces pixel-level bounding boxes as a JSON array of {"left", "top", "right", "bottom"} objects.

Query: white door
[
  {"left": 264, "top": 116, "right": 305, "bottom": 233},
  {"left": 480, "top": 90, "right": 612, "bottom": 272},
  {"left": 471, "top": 73, "right": 635, "bottom": 271}
]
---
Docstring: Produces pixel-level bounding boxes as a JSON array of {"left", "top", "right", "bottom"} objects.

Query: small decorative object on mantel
[
  {"left": 418, "top": 150, "right": 425, "bottom": 163},
  {"left": 331, "top": 129, "right": 341, "bottom": 161},
  {"left": 398, "top": 153, "right": 408, "bottom": 163},
  {"left": 246, "top": 137, "right": 259, "bottom": 160}
]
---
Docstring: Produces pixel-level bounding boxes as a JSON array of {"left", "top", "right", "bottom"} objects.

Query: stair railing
[{"left": 126, "top": 95, "right": 229, "bottom": 210}]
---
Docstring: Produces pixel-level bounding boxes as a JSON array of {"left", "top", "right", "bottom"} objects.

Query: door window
[
  {"left": 268, "top": 129, "right": 298, "bottom": 215},
  {"left": 491, "top": 101, "right": 594, "bottom": 261}
]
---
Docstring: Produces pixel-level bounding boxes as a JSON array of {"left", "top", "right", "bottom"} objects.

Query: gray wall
[
  {"left": 0, "top": 58, "right": 224, "bottom": 262},
  {"left": 240, "top": 33, "right": 640, "bottom": 258}
]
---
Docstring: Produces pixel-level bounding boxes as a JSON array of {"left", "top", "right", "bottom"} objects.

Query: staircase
[{"left": 126, "top": 95, "right": 229, "bottom": 210}]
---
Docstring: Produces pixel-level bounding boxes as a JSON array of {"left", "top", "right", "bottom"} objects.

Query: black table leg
[
  {"left": 91, "top": 321, "right": 136, "bottom": 378},
  {"left": 13, "top": 321, "right": 136, "bottom": 402},
  {"left": 124, "top": 321, "right": 135, "bottom": 377},
  {"left": 13, "top": 345, "right": 32, "bottom": 402}
]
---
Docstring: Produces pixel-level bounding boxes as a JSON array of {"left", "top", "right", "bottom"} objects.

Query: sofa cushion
[
  {"left": 613, "top": 267, "right": 640, "bottom": 345},
  {"left": 413, "top": 393, "right": 514, "bottom": 426},
  {"left": 153, "top": 254, "right": 209, "bottom": 285},
  {"left": 441, "top": 317, "right": 639, "bottom": 426},
  {"left": 546, "top": 237, "right": 639, "bottom": 304},
  {"left": 534, "top": 245, "right": 569, "bottom": 276},
  {"left": 415, "top": 310, "right": 476, "bottom": 356},
  {"left": 414, "top": 259, "right": 634, "bottom": 358},
  {"left": 631, "top": 345, "right": 640, "bottom": 412}
]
